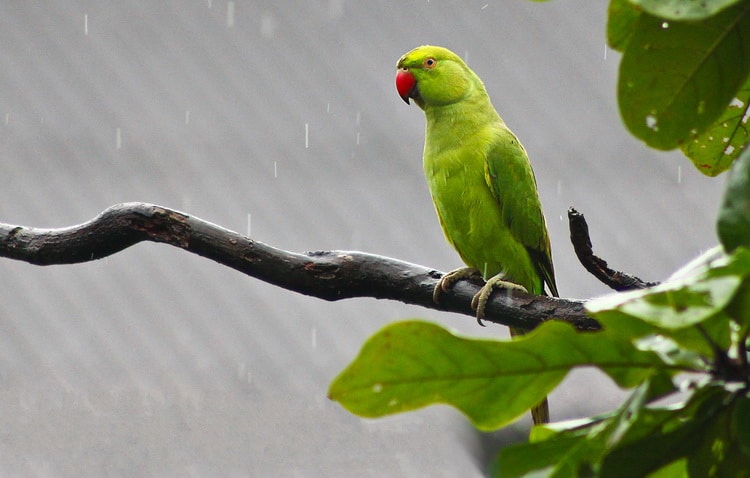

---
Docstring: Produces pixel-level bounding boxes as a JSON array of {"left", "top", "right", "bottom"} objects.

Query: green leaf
[
  {"left": 328, "top": 320, "right": 669, "bottom": 431},
  {"left": 718, "top": 145, "right": 750, "bottom": 251},
  {"left": 628, "top": 0, "right": 745, "bottom": 20},
  {"left": 670, "top": 310, "right": 733, "bottom": 355},
  {"left": 734, "top": 396, "right": 750, "bottom": 458},
  {"left": 499, "top": 383, "right": 749, "bottom": 478},
  {"left": 602, "top": 386, "right": 750, "bottom": 478},
  {"left": 588, "top": 270, "right": 742, "bottom": 330},
  {"left": 599, "top": 384, "right": 731, "bottom": 477},
  {"left": 648, "top": 460, "right": 688, "bottom": 478},
  {"left": 495, "top": 375, "right": 678, "bottom": 477},
  {"left": 594, "top": 308, "right": 728, "bottom": 365},
  {"left": 618, "top": 2, "right": 750, "bottom": 150},
  {"left": 686, "top": 393, "right": 750, "bottom": 478},
  {"left": 493, "top": 429, "right": 591, "bottom": 477},
  {"left": 607, "top": 0, "right": 641, "bottom": 51},
  {"left": 727, "top": 279, "right": 750, "bottom": 335},
  {"left": 589, "top": 249, "right": 750, "bottom": 360},
  {"left": 681, "top": 80, "right": 750, "bottom": 176}
]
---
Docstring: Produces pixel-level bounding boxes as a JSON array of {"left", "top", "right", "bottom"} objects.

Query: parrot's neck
[{"left": 422, "top": 92, "right": 501, "bottom": 154}]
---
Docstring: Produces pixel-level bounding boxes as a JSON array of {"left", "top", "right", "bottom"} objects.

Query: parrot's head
[{"left": 396, "top": 45, "right": 478, "bottom": 110}]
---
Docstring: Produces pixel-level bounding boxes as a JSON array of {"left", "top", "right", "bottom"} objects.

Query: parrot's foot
[
  {"left": 432, "top": 267, "right": 483, "bottom": 304},
  {"left": 471, "top": 275, "right": 528, "bottom": 325}
]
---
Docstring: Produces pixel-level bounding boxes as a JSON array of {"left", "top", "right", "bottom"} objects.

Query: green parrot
[{"left": 396, "top": 45, "right": 558, "bottom": 425}]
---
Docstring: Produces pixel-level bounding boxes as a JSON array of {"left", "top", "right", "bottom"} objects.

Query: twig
[
  {"left": 568, "top": 207, "right": 658, "bottom": 291},
  {"left": 0, "top": 202, "right": 599, "bottom": 331}
]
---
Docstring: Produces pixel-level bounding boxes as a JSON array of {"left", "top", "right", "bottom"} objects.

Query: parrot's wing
[{"left": 484, "top": 126, "right": 559, "bottom": 297}]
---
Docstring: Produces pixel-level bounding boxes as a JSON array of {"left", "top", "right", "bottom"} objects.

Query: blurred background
[{"left": 0, "top": 1, "right": 724, "bottom": 476}]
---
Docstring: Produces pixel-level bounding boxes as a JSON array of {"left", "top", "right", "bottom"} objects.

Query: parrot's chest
[
  {"left": 423, "top": 148, "right": 505, "bottom": 260},
  {"left": 423, "top": 146, "right": 490, "bottom": 214}
]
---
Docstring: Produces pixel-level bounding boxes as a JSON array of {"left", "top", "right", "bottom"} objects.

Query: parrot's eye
[{"left": 424, "top": 58, "right": 436, "bottom": 69}]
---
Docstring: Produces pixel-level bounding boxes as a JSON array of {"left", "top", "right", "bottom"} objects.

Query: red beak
[{"left": 396, "top": 69, "right": 417, "bottom": 104}]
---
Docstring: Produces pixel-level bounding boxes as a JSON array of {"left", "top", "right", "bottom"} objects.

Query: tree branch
[
  {"left": 0, "top": 202, "right": 598, "bottom": 331},
  {"left": 567, "top": 207, "right": 659, "bottom": 291}
]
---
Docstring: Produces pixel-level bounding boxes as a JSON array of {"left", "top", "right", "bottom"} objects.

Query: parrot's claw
[
  {"left": 471, "top": 275, "right": 528, "bottom": 326},
  {"left": 432, "top": 267, "right": 483, "bottom": 304}
]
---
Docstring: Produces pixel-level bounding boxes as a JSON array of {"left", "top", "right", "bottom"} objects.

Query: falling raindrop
[
  {"left": 481, "top": 3, "right": 488, "bottom": 9},
  {"left": 226, "top": 1, "right": 235, "bottom": 27},
  {"left": 4, "top": 113, "right": 8, "bottom": 125},
  {"left": 305, "top": 123, "right": 309, "bottom": 148},
  {"left": 247, "top": 213, "right": 252, "bottom": 236},
  {"left": 207, "top": 0, "right": 212, "bottom": 8},
  {"left": 273, "top": 161, "right": 278, "bottom": 178},
  {"left": 603, "top": 44, "right": 607, "bottom": 60},
  {"left": 185, "top": 110, "right": 190, "bottom": 125},
  {"left": 355, "top": 132, "right": 360, "bottom": 145},
  {"left": 311, "top": 327, "right": 317, "bottom": 349},
  {"left": 115, "top": 127, "right": 122, "bottom": 149},
  {"left": 84, "top": 13, "right": 88, "bottom": 36},
  {"left": 556, "top": 180, "right": 562, "bottom": 195},
  {"left": 677, "top": 166, "right": 682, "bottom": 184},
  {"left": 326, "top": 103, "right": 331, "bottom": 113},
  {"left": 355, "top": 111, "right": 361, "bottom": 126}
]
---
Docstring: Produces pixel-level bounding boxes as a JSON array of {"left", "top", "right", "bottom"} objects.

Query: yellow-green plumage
[{"left": 396, "top": 45, "right": 557, "bottom": 425}]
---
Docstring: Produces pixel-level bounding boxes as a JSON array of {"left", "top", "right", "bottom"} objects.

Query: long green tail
[{"left": 509, "top": 326, "right": 550, "bottom": 425}]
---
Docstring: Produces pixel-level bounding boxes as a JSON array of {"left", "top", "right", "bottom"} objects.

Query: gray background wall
[{"left": 0, "top": 1, "right": 723, "bottom": 476}]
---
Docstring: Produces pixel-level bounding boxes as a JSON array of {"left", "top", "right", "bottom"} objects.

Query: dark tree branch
[
  {"left": 0, "top": 202, "right": 598, "bottom": 331},
  {"left": 567, "top": 207, "right": 659, "bottom": 291}
]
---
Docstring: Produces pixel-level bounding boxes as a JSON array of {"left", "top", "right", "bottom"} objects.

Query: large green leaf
[
  {"left": 618, "top": 2, "right": 750, "bottom": 150},
  {"left": 607, "top": 0, "right": 641, "bottom": 52},
  {"left": 329, "top": 321, "right": 674, "bottom": 431},
  {"left": 628, "top": 0, "right": 745, "bottom": 20},
  {"left": 682, "top": 79, "right": 750, "bottom": 176},
  {"left": 718, "top": 144, "right": 750, "bottom": 251}
]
